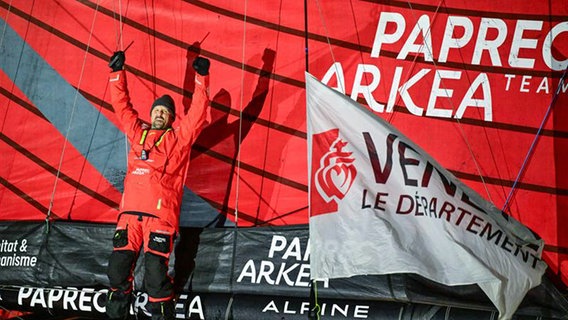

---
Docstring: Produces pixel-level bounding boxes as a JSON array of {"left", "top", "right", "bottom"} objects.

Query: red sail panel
[{"left": 0, "top": 0, "right": 566, "bottom": 284}]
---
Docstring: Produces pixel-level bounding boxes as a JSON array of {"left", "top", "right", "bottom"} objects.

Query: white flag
[{"left": 306, "top": 72, "right": 547, "bottom": 320}]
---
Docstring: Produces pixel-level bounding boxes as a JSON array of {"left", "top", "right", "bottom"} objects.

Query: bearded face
[{"left": 151, "top": 105, "right": 173, "bottom": 129}]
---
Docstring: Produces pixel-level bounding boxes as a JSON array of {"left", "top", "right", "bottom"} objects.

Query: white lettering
[
  {"left": 236, "top": 259, "right": 314, "bottom": 287},
  {"left": 399, "top": 69, "right": 431, "bottom": 116},
  {"left": 283, "top": 301, "right": 296, "bottom": 314},
  {"left": 237, "top": 260, "right": 257, "bottom": 283},
  {"left": 371, "top": 12, "right": 405, "bottom": 58},
  {"left": 18, "top": 287, "right": 108, "bottom": 314},
  {"left": 387, "top": 67, "right": 403, "bottom": 112},
  {"left": 332, "top": 304, "right": 349, "bottom": 317},
  {"left": 268, "top": 235, "right": 287, "bottom": 258},
  {"left": 351, "top": 64, "right": 383, "bottom": 112},
  {"left": 93, "top": 289, "right": 107, "bottom": 313},
  {"left": 187, "top": 296, "right": 204, "bottom": 320},
  {"left": 472, "top": 18, "right": 507, "bottom": 66},
  {"left": 30, "top": 289, "right": 47, "bottom": 308},
  {"left": 79, "top": 288, "right": 94, "bottom": 312},
  {"left": 296, "top": 264, "right": 311, "bottom": 287},
  {"left": 303, "top": 238, "right": 311, "bottom": 261},
  {"left": 48, "top": 288, "right": 64, "bottom": 308},
  {"left": 282, "top": 237, "right": 303, "bottom": 261},
  {"left": 258, "top": 261, "right": 276, "bottom": 285},
  {"left": 536, "top": 77, "right": 550, "bottom": 94},
  {"left": 370, "top": 11, "right": 566, "bottom": 71},
  {"left": 426, "top": 70, "right": 461, "bottom": 118},
  {"left": 455, "top": 73, "right": 492, "bottom": 121},
  {"left": 439, "top": 16, "right": 474, "bottom": 63},
  {"left": 397, "top": 15, "right": 433, "bottom": 61},
  {"left": 321, "top": 62, "right": 346, "bottom": 93},
  {"left": 354, "top": 305, "right": 370, "bottom": 318},
  {"left": 18, "top": 287, "right": 33, "bottom": 304},
  {"left": 504, "top": 74, "right": 515, "bottom": 91},
  {"left": 63, "top": 288, "right": 78, "bottom": 310},
  {"left": 542, "top": 22, "right": 568, "bottom": 70},
  {"left": 262, "top": 300, "right": 279, "bottom": 313},
  {"left": 509, "top": 20, "right": 542, "bottom": 68},
  {"left": 300, "top": 302, "right": 310, "bottom": 314},
  {"left": 520, "top": 75, "right": 532, "bottom": 92},
  {"left": 0, "top": 240, "right": 18, "bottom": 252},
  {"left": 131, "top": 167, "right": 150, "bottom": 175},
  {"left": 275, "top": 262, "right": 299, "bottom": 286},
  {"left": 262, "top": 300, "right": 370, "bottom": 318}
]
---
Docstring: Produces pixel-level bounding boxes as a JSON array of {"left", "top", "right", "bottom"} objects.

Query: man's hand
[
  {"left": 109, "top": 51, "right": 125, "bottom": 72},
  {"left": 192, "top": 57, "right": 210, "bottom": 76}
]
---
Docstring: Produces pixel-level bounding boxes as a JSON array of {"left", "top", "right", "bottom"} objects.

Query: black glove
[
  {"left": 109, "top": 51, "right": 125, "bottom": 72},
  {"left": 192, "top": 57, "right": 210, "bottom": 76}
]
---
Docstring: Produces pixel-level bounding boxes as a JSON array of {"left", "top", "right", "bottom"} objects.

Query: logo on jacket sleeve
[
  {"left": 131, "top": 167, "right": 150, "bottom": 175},
  {"left": 311, "top": 128, "right": 357, "bottom": 216}
]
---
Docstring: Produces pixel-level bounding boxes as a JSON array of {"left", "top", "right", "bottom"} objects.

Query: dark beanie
[{"left": 151, "top": 94, "right": 176, "bottom": 119}]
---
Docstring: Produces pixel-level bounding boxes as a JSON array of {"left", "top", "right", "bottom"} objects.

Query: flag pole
[{"left": 305, "top": 1, "right": 320, "bottom": 319}]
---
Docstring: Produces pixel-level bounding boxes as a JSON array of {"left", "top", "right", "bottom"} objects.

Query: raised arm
[
  {"left": 108, "top": 51, "right": 144, "bottom": 141},
  {"left": 177, "top": 57, "right": 211, "bottom": 146}
]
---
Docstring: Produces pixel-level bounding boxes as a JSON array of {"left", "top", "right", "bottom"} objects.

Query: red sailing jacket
[{"left": 109, "top": 70, "right": 210, "bottom": 230}]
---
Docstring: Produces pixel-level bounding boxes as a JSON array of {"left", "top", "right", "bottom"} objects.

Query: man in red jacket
[{"left": 105, "top": 51, "right": 211, "bottom": 320}]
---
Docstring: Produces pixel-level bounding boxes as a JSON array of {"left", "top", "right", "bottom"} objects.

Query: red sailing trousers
[{"left": 108, "top": 213, "right": 176, "bottom": 302}]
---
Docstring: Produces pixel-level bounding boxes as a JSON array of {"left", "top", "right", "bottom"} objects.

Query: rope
[
  {"left": 502, "top": 65, "right": 568, "bottom": 213},
  {"left": 0, "top": 0, "right": 15, "bottom": 134},
  {"left": 436, "top": 9, "right": 498, "bottom": 204},
  {"left": 0, "top": 0, "right": 14, "bottom": 49},
  {"left": 348, "top": 0, "right": 378, "bottom": 115},
  {"left": 225, "top": 0, "right": 249, "bottom": 309},
  {"left": 309, "top": 280, "right": 321, "bottom": 320},
  {"left": 314, "top": 0, "right": 343, "bottom": 93},
  {"left": 402, "top": 0, "right": 496, "bottom": 203},
  {"left": 384, "top": 1, "right": 437, "bottom": 125},
  {"left": 111, "top": 0, "right": 128, "bottom": 171},
  {"left": 45, "top": 0, "right": 102, "bottom": 227},
  {"left": 304, "top": 0, "right": 309, "bottom": 72},
  {"left": 308, "top": 1, "right": 352, "bottom": 317},
  {"left": 118, "top": 0, "right": 123, "bottom": 50},
  {"left": 235, "top": 0, "right": 249, "bottom": 226},
  {"left": 112, "top": 0, "right": 124, "bottom": 51},
  {"left": 0, "top": 304, "right": 26, "bottom": 320}
]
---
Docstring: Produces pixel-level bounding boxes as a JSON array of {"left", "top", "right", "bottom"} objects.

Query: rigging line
[
  {"left": 118, "top": 0, "right": 123, "bottom": 50},
  {"left": 429, "top": 4, "right": 496, "bottom": 204},
  {"left": 112, "top": 0, "right": 128, "bottom": 170},
  {"left": 7, "top": 0, "right": 46, "bottom": 221},
  {"left": 404, "top": 0, "right": 495, "bottom": 203},
  {"left": 235, "top": 0, "right": 250, "bottom": 226},
  {"left": 434, "top": 4, "right": 503, "bottom": 204},
  {"left": 0, "top": 0, "right": 14, "bottom": 134},
  {"left": 225, "top": 0, "right": 249, "bottom": 300},
  {"left": 502, "top": 65, "right": 568, "bottom": 213},
  {"left": 385, "top": 0, "right": 443, "bottom": 124},
  {"left": 150, "top": 2, "right": 157, "bottom": 96},
  {"left": 304, "top": 0, "right": 308, "bottom": 72},
  {"left": 437, "top": 11, "right": 506, "bottom": 203},
  {"left": 0, "top": 304, "right": 25, "bottom": 320},
  {"left": 314, "top": 0, "right": 343, "bottom": 93},
  {"left": 307, "top": 2, "right": 339, "bottom": 315},
  {"left": 0, "top": 0, "right": 13, "bottom": 49},
  {"left": 348, "top": 0, "right": 377, "bottom": 114},
  {"left": 111, "top": 0, "right": 119, "bottom": 50},
  {"left": 46, "top": 0, "right": 102, "bottom": 224}
]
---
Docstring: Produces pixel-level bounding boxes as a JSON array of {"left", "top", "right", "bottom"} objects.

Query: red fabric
[
  {"left": 0, "top": 310, "right": 28, "bottom": 319},
  {"left": 1, "top": 0, "right": 567, "bottom": 286},
  {"left": 114, "top": 213, "right": 176, "bottom": 258},
  {"left": 109, "top": 71, "right": 210, "bottom": 230}
]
